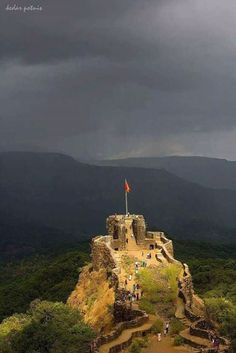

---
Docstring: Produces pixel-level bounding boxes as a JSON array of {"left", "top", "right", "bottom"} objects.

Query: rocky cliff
[{"left": 67, "top": 265, "right": 116, "bottom": 333}]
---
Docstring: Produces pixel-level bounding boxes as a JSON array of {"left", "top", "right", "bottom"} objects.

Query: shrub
[
  {"left": 173, "top": 335, "right": 184, "bottom": 346},
  {"left": 136, "top": 268, "right": 162, "bottom": 302},
  {"left": 137, "top": 265, "right": 181, "bottom": 305},
  {"left": 135, "top": 337, "right": 149, "bottom": 348},
  {"left": 230, "top": 339, "right": 236, "bottom": 352},
  {"left": 141, "top": 336, "right": 149, "bottom": 347},
  {"left": 139, "top": 298, "right": 156, "bottom": 314},
  {"left": 151, "top": 318, "right": 163, "bottom": 334},
  {"left": 129, "top": 338, "right": 148, "bottom": 352},
  {"left": 205, "top": 297, "right": 235, "bottom": 324},
  {"left": 129, "top": 339, "right": 142, "bottom": 353},
  {"left": 170, "top": 318, "right": 184, "bottom": 335},
  {"left": 161, "top": 264, "right": 181, "bottom": 302}
]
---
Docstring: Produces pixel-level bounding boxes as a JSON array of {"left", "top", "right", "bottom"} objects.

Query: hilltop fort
[
  {"left": 68, "top": 214, "right": 228, "bottom": 353},
  {"left": 90, "top": 214, "right": 203, "bottom": 316}
]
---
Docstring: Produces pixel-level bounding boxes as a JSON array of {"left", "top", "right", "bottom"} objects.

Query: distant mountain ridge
[
  {"left": 97, "top": 156, "right": 236, "bottom": 190},
  {"left": 0, "top": 151, "right": 236, "bottom": 260}
]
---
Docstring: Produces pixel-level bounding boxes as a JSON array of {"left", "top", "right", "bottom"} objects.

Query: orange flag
[{"left": 124, "top": 179, "right": 131, "bottom": 193}]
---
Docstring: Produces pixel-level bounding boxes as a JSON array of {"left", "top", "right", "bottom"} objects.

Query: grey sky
[{"left": 1, "top": 0, "right": 236, "bottom": 159}]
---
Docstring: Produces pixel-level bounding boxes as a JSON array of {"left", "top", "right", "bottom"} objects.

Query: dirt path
[
  {"left": 99, "top": 315, "right": 156, "bottom": 353},
  {"left": 175, "top": 297, "right": 185, "bottom": 319},
  {"left": 141, "top": 335, "right": 195, "bottom": 353},
  {"left": 114, "top": 218, "right": 169, "bottom": 294}
]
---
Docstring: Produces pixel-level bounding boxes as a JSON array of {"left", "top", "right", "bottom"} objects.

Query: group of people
[
  {"left": 124, "top": 280, "right": 143, "bottom": 304},
  {"left": 157, "top": 322, "right": 170, "bottom": 342},
  {"left": 127, "top": 291, "right": 140, "bottom": 302}
]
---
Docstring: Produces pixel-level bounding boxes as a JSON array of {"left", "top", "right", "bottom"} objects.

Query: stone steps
[
  {"left": 180, "top": 328, "right": 227, "bottom": 352},
  {"left": 98, "top": 315, "right": 156, "bottom": 353},
  {"left": 180, "top": 328, "right": 211, "bottom": 348}
]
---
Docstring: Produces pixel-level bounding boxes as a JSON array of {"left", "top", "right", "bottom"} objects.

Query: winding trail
[
  {"left": 141, "top": 335, "right": 196, "bottom": 353},
  {"left": 99, "top": 315, "right": 156, "bottom": 353}
]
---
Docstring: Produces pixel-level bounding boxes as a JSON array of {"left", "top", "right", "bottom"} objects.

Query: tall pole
[
  {"left": 124, "top": 179, "right": 130, "bottom": 215},
  {"left": 125, "top": 190, "right": 128, "bottom": 215}
]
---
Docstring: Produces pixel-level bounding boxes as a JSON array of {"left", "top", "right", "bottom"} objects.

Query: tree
[{"left": 0, "top": 300, "right": 95, "bottom": 353}]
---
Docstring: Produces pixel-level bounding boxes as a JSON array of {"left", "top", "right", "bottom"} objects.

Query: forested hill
[
  {"left": 1, "top": 151, "right": 236, "bottom": 260},
  {"left": 97, "top": 156, "right": 236, "bottom": 190}
]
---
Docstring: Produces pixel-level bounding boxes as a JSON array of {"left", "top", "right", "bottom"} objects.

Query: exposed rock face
[
  {"left": 113, "top": 300, "right": 133, "bottom": 323},
  {"left": 67, "top": 266, "right": 116, "bottom": 333},
  {"left": 91, "top": 236, "right": 116, "bottom": 271}
]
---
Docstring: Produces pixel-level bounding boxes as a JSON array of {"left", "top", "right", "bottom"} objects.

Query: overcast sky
[{"left": 1, "top": 0, "right": 236, "bottom": 160}]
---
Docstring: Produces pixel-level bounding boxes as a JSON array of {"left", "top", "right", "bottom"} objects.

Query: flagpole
[
  {"left": 124, "top": 179, "right": 130, "bottom": 215},
  {"left": 125, "top": 190, "right": 128, "bottom": 215}
]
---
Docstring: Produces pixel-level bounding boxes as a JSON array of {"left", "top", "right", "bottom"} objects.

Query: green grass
[
  {"left": 139, "top": 298, "right": 156, "bottom": 314},
  {"left": 170, "top": 318, "right": 184, "bottom": 335}
]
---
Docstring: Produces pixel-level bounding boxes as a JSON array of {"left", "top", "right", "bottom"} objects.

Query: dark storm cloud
[{"left": 1, "top": 0, "right": 236, "bottom": 159}]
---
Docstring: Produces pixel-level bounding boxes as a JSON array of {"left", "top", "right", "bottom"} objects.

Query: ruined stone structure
[
  {"left": 106, "top": 214, "right": 174, "bottom": 254},
  {"left": 68, "top": 213, "right": 229, "bottom": 353},
  {"left": 91, "top": 213, "right": 203, "bottom": 318}
]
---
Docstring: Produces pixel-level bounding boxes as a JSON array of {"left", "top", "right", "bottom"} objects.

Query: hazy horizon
[{"left": 1, "top": 149, "right": 236, "bottom": 164}]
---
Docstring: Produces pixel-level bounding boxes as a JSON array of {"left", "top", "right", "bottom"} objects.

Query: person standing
[
  {"left": 165, "top": 322, "right": 169, "bottom": 334},
  {"left": 214, "top": 337, "right": 220, "bottom": 352},
  {"left": 157, "top": 332, "right": 161, "bottom": 342}
]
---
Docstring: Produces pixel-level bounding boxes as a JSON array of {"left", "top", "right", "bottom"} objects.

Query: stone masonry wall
[
  {"left": 160, "top": 234, "right": 174, "bottom": 256},
  {"left": 179, "top": 263, "right": 194, "bottom": 308}
]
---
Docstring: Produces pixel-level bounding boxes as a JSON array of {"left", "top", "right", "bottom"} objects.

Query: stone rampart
[
  {"left": 190, "top": 321, "right": 228, "bottom": 345},
  {"left": 160, "top": 245, "right": 179, "bottom": 264},
  {"left": 108, "top": 327, "right": 151, "bottom": 353},
  {"left": 160, "top": 234, "right": 174, "bottom": 256},
  {"left": 179, "top": 263, "right": 194, "bottom": 308},
  {"left": 91, "top": 310, "right": 149, "bottom": 353}
]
